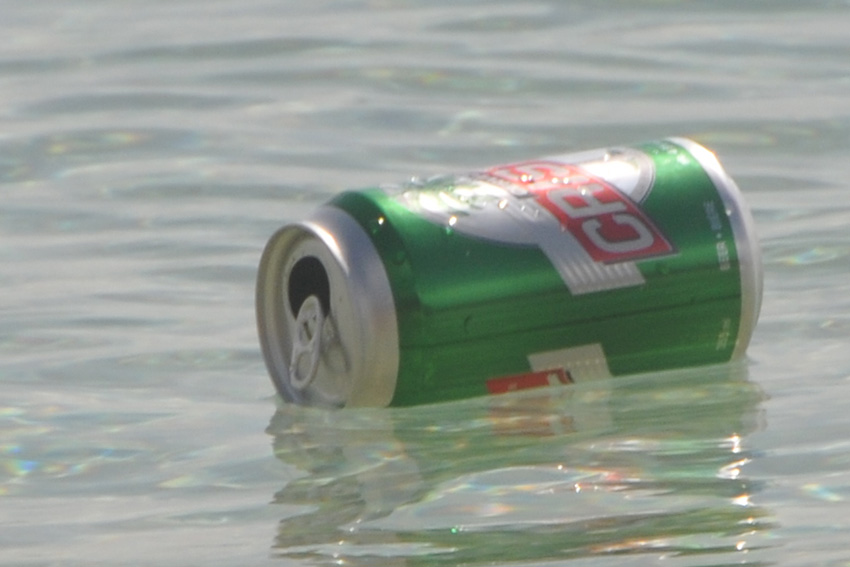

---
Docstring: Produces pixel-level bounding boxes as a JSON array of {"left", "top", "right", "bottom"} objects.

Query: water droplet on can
[
  {"left": 445, "top": 215, "right": 458, "bottom": 235},
  {"left": 369, "top": 216, "right": 386, "bottom": 235}
]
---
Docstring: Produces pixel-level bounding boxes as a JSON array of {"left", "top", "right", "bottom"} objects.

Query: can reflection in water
[{"left": 268, "top": 363, "right": 772, "bottom": 565}]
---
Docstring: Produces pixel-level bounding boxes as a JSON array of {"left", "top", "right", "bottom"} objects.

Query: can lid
[
  {"left": 669, "top": 137, "right": 764, "bottom": 358},
  {"left": 256, "top": 206, "right": 399, "bottom": 407}
]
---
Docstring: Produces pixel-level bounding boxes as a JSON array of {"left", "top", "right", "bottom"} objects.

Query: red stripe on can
[{"left": 486, "top": 368, "right": 572, "bottom": 394}]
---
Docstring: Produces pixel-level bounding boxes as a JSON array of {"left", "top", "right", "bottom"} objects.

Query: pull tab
[{"left": 289, "top": 295, "right": 325, "bottom": 391}]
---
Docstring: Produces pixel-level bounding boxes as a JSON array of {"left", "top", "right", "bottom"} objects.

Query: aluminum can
[{"left": 256, "top": 138, "right": 762, "bottom": 407}]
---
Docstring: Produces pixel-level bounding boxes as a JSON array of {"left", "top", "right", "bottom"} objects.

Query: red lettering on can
[{"left": 486, "top": 160, "right": 674, "bottom": 263}]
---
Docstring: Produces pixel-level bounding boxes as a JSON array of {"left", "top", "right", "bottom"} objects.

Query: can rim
[
  {"left": 256, "top": 207, "right": 399, "bottom": 407},
  {"left": 669, "top": 137, "right": 764, "bottom": 359}
]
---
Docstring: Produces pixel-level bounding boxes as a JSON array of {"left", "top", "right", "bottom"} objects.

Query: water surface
[{"left": 2, "top": 1, "right": 850, "bottom": 565}]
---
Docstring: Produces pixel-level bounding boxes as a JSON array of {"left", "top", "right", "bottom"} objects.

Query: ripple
[
  {"left": 24, "top": 92, "right": 243, "bottom": 116},
  {"left": 103, "top": 36, "right": 343, "bottom": 63},
  {"left": 763, "top": 242, "right": 850, "bottom": 267},
  {"left": 0, "top": 128, "right": 204, "bottom": 183},
  {"left": 429, "top": 10, "right": 569, "bottom": 33}
]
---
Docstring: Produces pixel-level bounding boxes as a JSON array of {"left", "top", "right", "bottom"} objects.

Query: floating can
[{"left": 256, "top": 138, "right": 762, "bottom": 407}]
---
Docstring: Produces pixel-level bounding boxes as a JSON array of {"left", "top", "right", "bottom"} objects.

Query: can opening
[{"left": 288, "top": 256, "right": 331, "bottom": 317}]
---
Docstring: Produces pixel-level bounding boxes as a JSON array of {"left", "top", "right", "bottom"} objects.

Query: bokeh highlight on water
[{"left": 2, "top": 1, "right": 850, "bottom": 565}]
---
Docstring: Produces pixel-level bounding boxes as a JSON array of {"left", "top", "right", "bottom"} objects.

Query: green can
[{"left": 256, "top": 138, "right": 762, "bottom": 407}]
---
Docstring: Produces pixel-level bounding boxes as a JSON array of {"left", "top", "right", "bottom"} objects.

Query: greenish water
[{"left": 2, "top": 1, "right": 850, "bottom": 565}]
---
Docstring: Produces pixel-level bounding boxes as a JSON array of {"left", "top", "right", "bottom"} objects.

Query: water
[{"left": 2, "top": 1, "right": 850, "bottom": 565}]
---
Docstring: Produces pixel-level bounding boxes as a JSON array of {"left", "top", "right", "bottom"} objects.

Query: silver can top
[{"left": 256, "top": 206, "right": 399, "bottom": 407}]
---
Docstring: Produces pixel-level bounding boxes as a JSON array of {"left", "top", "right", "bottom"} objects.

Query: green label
[{"left": 334, "top": 140, "right": 744, "bottom": 406}]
